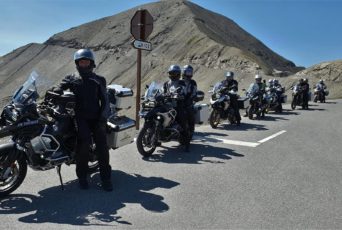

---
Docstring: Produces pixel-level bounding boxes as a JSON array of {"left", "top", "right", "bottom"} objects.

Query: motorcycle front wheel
[
  {"left": 248, "top": 106, "right": 254, "bottom": 120},
  {"left": 0, "top": 151, "right": 27, "bottom": 198},
  {"left": 136, "top": 123, "right": 157, "bottom": 157},
  {"left": 209, "top": 109, "right": 221, "bottom": 128},
  {"left": 291, "top": 96, "right": 297, "bottom": 110}
]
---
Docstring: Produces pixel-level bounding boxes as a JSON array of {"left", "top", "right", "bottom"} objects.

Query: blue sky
[{"left": 0, "top": 0, "right": 341, "bottom": 67}]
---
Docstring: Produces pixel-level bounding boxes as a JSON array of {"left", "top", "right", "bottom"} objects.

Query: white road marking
[
  {"left": 215, "top": 138, "right": 260, "bottom": 147},
  {"left": 257, "top": 130, "right": 287, "bottom": 143},
  {"left": 194, "top": 130, "right": 286, "bottom": 147}
]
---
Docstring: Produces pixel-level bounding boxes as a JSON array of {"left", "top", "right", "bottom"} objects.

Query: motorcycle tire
[
  {"left": 291, "top": 98, "right": 296, "bottom": 110},
  {"left": 209, "top": 110, "right": 220, "bottom": 129},
  {"left": 314, "top": 95, "right": 318, "bottom": 103},
  {"left": 136, "top": 124, "right": 157, "bottom": 157},
  {"left": 0, "top": 152, "right": 27, "bottom": 198},
  {"left": 248, "top": 106, "right": 254, "bottom": 120}
]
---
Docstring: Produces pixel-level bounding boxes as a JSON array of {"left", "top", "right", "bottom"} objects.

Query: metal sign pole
[
  {"left": 131, "top": 9, "right": 153, "bottom": 130},
  {"left": 136, "top": 49, "right": 142, "bottom": 130}
]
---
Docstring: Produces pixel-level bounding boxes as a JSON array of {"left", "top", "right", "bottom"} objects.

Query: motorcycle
[
  {"left": 245, "top": 83, "right": 267, "bottom": 119},
  {"left": 313, "top": 84, "right": 328, "bottom": 103},
  {"left": 136, "top": 81, "right": 190, "bottom": 157},
  {"left": 265, "top": 86, "right": 286, "bottom": 113},
  {"left": 0, "top": 71, "right": 134, "bottom": 197},
  {"left": 209, "top": 82, "right": 240, "bottom": 128},
  {"left": 291, "top": 85, "right": 310, "bottom": 110}
]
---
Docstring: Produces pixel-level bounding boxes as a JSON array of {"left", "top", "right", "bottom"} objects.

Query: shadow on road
[
  {"left": 144, "top": 142, "right": 244, "bottom": 164},
  {"left": 0, "top": 170, "right": 179, "bottom": 226},
  {"left": 279, "top": 109, "right": 300, "bottom": 115},
  {"left": 214, "top": 122, "right": 268, "bottom": 131},
  {"left": 324, "top": 101, "right": 338, "bottom": 104}
]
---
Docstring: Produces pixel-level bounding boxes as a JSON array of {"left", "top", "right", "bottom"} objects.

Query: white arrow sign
[{"left": 132, "top": 40, "right": 152, "bottom": 51}]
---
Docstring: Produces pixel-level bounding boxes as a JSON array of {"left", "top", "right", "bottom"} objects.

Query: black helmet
[
  {"left": 168, "top": 65, "right": 181, "bottom": 81},
  {"left": 74, "top": 48, "right": 96, "bottom": 67},
  {"left": 226, "top": 71, "right": 234, "bottom": 77},
  {"left": 182, "top": 65, "right": 193, "bottom": 78}
]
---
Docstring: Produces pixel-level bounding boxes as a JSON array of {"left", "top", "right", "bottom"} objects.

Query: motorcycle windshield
[
  {"left": 144, "top": 81, "right": 163, "bottom": 101},
  {"left": 247, "top": 83, "right": 259, "bottom": 95},
  {"left": 212, "top": 82, "right": 224, "bottom": 94},
  {"left": 12, "top": 71, "right": 46, "bottom": 105}
]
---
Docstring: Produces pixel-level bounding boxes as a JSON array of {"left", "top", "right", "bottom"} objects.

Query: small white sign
[{"left": 132, "top": 40, "right": 152, "bottom": 51}]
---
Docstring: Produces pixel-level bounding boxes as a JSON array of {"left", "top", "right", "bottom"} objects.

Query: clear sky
[{"left": 0, "top": 0, "right": 341, "bottom": 67}]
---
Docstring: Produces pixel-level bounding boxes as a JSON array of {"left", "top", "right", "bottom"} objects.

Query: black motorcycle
[
  {"left": 209, "top": 82, "right": 240, "bottom": 128},
  {"left": 291, "top": 85, "right": 310, "bottom": 110},
  {"left": 0, "top": 71, "right": 133, "bottom": 197},
  {"left": 245, "top": 83, "right": 267, "bottom": 119},
  {"left": 136, "top": 81, "right": 190, "bottom": 157}
]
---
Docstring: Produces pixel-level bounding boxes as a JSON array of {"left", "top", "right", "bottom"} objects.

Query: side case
[
  {"left": 106, "top": 116, "right": 136, "bottom": 149},
  {"left": 107, "top": 84, "right": 134, "bottom": 110},
  {"left": 194, "top": 103, "right": 210, "bottom": 125},
  {"left": 237, "top": 97, "right": 249, "bottom": 109}
]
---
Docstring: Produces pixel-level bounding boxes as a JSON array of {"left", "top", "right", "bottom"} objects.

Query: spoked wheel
[
  {"left": 209, "top": 109, "right": 221, "bottom": 128},
  {"left": 136, "top": 124, "right": 157, "bottom": 157},
  {"left": 0, "top": 153, "right": 27, "bottom": 198}
]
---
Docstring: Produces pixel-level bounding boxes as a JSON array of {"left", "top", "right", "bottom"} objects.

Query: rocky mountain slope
[{"left": 1, "top": 0, "right": 338, "bottom": 117}]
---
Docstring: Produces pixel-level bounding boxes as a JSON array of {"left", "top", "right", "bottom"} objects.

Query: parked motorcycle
[
  {"left": 291, "top": 85, "right": 311, "bottom": 110},
  {"left": 209, "top": 82, "right": 240, "bottom": 128},
  {"left": 0, "top": 71, "right": 135, "bottom": 197},
  {"left": 313, "top": 84, "right": 328, "bottom": 103},
  {"left": 136, "top": 81, "right": 203, "bottom": 157},
  {"left": 245, "top": 83, "right": 267, "bottom": 119},
  {"left": 265, "top": 86, "right": 286, "bottom": 113}
]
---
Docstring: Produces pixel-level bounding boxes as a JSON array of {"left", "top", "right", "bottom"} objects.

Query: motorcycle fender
[{"left": 0, "top": 142, "right": 16, "bottom": 155}]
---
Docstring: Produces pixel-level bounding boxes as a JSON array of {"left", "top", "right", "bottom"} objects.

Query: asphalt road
[{"left": 1, "top": 100, "right": 342, "bottom": 229}]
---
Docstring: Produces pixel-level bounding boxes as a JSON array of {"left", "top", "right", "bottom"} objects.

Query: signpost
[
  {"left": 132, "top": 40, "right": 152, "bottom": 51},
  {"left": 130, "top": 9, "right": 153, "bottom": 130}
]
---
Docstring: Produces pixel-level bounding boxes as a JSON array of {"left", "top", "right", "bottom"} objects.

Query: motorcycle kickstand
[{"left": 56, "top": 165, "right": 65, "bottom": 190}]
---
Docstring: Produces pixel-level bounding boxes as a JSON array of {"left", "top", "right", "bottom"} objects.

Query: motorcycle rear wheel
[
  {"left": 0, "top": 152, "right": 27, "bottom": 198},
  {"left": 136, "top": 124, "right": 157, "bottom": 157},
  {"left": 209, "top": 110, "right": 220, "bottom": 128}
]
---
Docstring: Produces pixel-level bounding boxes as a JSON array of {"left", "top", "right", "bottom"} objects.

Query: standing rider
[
  {"left": 163, "top": 65, "right": 190, "bottom": 151},
  {"left": 182, "top": 64, "right": 197, "bottom": 136},
  {"left": 301, "top": 78, "right": 310, "bottom": 109},
  {"left": 52, "top": 48, "right": 113, "bottom": 191}
]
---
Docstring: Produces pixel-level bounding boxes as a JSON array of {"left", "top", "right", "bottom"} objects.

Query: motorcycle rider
[
  {"left": 52, "top": 49, "right": 113, "bottom": 191},
  {"left": 273, "top": 79, "right": 282, "bottom": 88},
  {"left": 316, "top": 79, "right": 327, "bottom": 101},
  {"left": 221, "top": 71, "right": 241, "bottom": 125},
  {"left": 301, "top": 78, "right": 310, "bottom": 109},
  {"left": 244, "top": 74, "right": 266, "bottom": 117},
  {"left": 163, "top": 65, "right": 190, "bottom": 151},
  {"left": 182, "top": 64, "right": 197, "bottom": 135}
]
